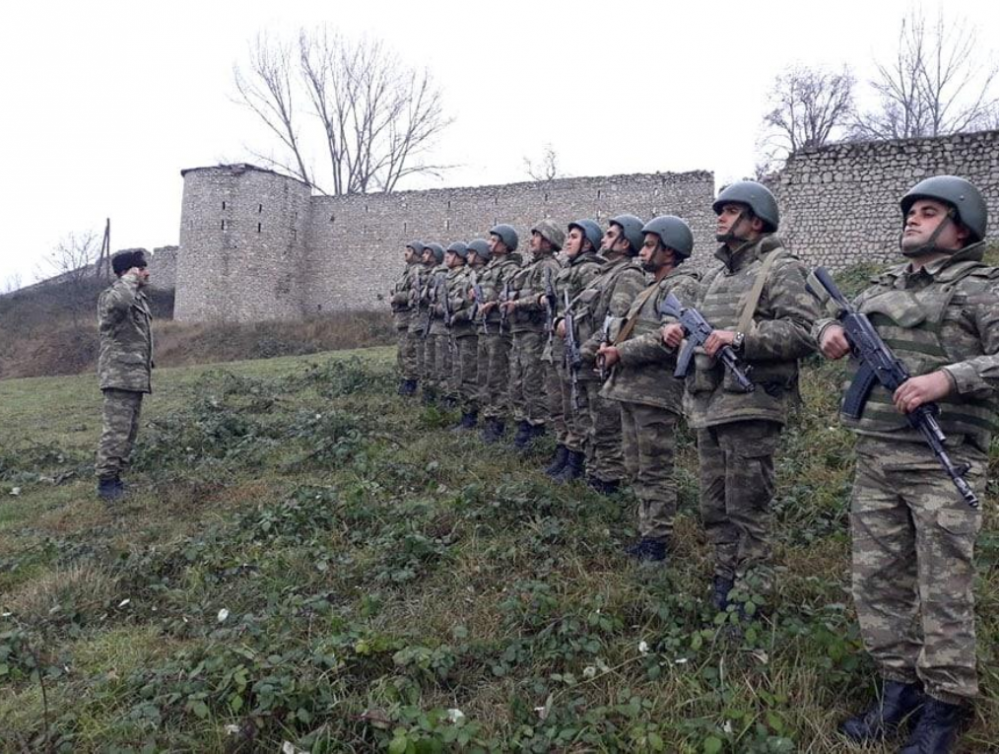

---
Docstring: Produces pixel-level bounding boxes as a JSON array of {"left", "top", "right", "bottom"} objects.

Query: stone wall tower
[{"left": 174, "top": 164, "right": 312, "bottom": 322}]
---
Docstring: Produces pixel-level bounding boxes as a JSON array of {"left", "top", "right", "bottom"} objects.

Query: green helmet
[
  {"left": 424, "top": 243, "right": 445, "bottom": 264},
  {"left": 609, "top": 213, "right": 645, "bottom": 254},
  {"left": 489, "top": 224, "right": 519, "bottom": 252},
  {"left": 900, "top": 175, "right": 987, "bottom": 243},
  {"left": 467, "top": 238, "right": 491, "bottom": 261},
  {"left": 406, "top": 240, "right": 426, "bottom": 255},
  {"left": 531, "top": 218, "right": 565, "bottom": 250},
  {"left": 447, "top": 241, "right": 469, "bottom": 260},
  {"left": 713, "top": 181, "right": 779, "bottom": 232},
  {"left": 641, "top": 216, "right": 694, "bottom": 259},
  {"left": 568, "top": 219, "right": 602, "bottom": 252}
]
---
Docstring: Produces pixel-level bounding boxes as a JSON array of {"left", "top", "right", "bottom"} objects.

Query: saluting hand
[
  {"left": 893, "top": 372, "right": 953, "bottom": 414},
  {"left": 819, "top": 325, "right": 851, "bottom": 360}
]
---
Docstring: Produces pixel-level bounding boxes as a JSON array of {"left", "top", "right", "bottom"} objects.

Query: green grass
[{"left": 0, "top": 346, "right": 996, "bottom": 753}]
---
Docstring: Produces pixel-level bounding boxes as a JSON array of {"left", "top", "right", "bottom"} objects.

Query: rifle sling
[
  {"left": 736, "top": 248, "right": 780, "bottom": 336},
  {"left": 613, "top": 284, "right": 660, "bottom": 345}
]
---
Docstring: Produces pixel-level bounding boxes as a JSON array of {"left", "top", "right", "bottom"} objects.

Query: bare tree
[
  {"left": 524, "top": 144, "right": 563, "bottom": 182},
  {"left": 852, "top": 12, "right": 998, "bottom": 140},
  {"left": 36, "top": 231, "right": 101, "bottom": 330},
  {"left": 2, "top": 272, "right": 23, "bottom": 295},
  {"left": 234, "top": 28, "right": 452, "bottom": 195},
  {"left": 760, "top": 65, "right": 856, "bottom": 166}
]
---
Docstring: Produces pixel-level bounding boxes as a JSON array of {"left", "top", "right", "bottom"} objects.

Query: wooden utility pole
[{"left": 95, "top": 219, "right": 111, "bottom": 279}]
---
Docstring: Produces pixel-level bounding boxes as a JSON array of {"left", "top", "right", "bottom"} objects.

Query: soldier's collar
[{"left": 907, "top": 241, "right": 986, "bottom": 280}]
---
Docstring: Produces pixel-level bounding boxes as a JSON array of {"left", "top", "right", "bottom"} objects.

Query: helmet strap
[
  {"left": 900, "top": 207, "right": 955, "bottom": 258},
  {"left": 716, "top": 209, "right": 748, "bottom": 244}
]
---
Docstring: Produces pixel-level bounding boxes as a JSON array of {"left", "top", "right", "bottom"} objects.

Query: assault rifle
[
  {"left": 807, "top": 266, "right": 980, "bottom": 509},
  {"left": 563, "top": 289, "right": 583, "bottom": 409},
  {"left": 658, "top": 292, "right": 754, "bottom": 392},
  {"left": 471, "top": 284, "right": 489, "bottom": 334},
  {"left": 543, "top": 268, "right": 558, "bottom": 347},
  {"left": 421, "top": 273, "right": 436, "bottom": 339},
  {"left": 438, "top": 276, "right": 453, "bottom": 328},
  {"left": 596, "top": 314, "right": 615, "bottom": 380},
  {"left": 499, "top": 281, "right": 512, "bottom": 330}
]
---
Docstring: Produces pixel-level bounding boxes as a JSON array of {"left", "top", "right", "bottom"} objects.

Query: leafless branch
[{"left": 524, "top": 144, "right": 563, "bottom": 182}]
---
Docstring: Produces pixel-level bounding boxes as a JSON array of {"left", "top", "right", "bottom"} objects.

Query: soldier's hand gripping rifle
[
  {"left": 807, "top": 266, "right": 980, "bottom": 509},
  {"left": 471, "top": 284, "right": 489, "bottom": 335},
  {"left": 543, "top": 268, "right": 558, "bottom": 348},
  {"left": 596, "top": 314, "right": 614, "bottom": 380},
  {"left": 563, "top": 289, "right": 584, "bottom": 409},
  {"left": 659, "top": 292, "right": 755, "bottom": 392}
]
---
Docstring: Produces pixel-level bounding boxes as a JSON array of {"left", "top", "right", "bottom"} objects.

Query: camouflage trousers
[
  {"left": 851, "top": 436, "right": 986, "bottom": 704},
  {"left": 478, "top": 331, "right": 511, "bottom": 420},
  {"left": 697, "top": 420, "right": 781, "bottom": 590},
  {"left": 583, "top": 380, "right": 625, "bottom": 484},
  {"left": 427, "top": 331, "right": 452, "bottom": 397},
  {"left": 559, "top": 369, "right": 591, "bottom": 454},
  {"left": 95, "top": 388, "right": 144, "bottom": 480},
  {"left": 544, "top": 353, "right": 567, "bottom": 446},
  {"left": 621, "top": 402, "right": 677, "bottom": 542},
  {"left": 508, "top": 330, "right": 548, "bottom": 426},
  {"left": 398, "top": 325, "right": 418, "bottom": 381},
  {"left": 408, "top": 319, "right": 427, "bottom": 384},
  {"left": 451, "top": 334, "right": 479, "bottom": 413}
]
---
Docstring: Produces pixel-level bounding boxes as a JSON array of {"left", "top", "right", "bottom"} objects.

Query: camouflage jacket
[
  {"left": 813, "top": 242, "right": 998, "bottom": 451},
  {"left": 601, "top": 266, "right": 701, "bottom": 411},
  {"left": 476, "top": 253, "right": 523, "bottom": 331},
  {"left": 390, "top": 261, "right": 419, "bottom": 326},
  {"left": 445, "top": 266, "right": 478, "bottom": 338},
  {"left": 507, "top": 253, "right": 562, "bottom": 333},
  {"left": 686, "top": 235, "right": 819, "bottom": 429},
  {"left": 426, "top": 264, "right": 451, "bottom": 336},
  {"left": 97, "top": 273, "right": 154, "bottom": 393},
  {"left": 407, "top": 264, "right": 435, "bottom": 334},
  {"left": 555, "top": 251, "right": 607, "bottom": 380},
  {"left": 579, "top": 255, "right": 646, "bottom": 367}
]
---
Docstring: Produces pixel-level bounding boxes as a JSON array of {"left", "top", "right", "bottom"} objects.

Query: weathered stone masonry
[{"left": 172, "top": 130, "right": 998, "bottom": 322}]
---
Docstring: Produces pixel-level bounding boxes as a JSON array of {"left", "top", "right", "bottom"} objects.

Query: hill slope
[{"left": 0, "top": 347, "right": 996, "bottom": 752}]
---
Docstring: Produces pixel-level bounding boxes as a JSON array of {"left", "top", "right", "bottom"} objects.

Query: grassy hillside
[{"left": 0, "top": 348, "right": 996, "bottom": 753}]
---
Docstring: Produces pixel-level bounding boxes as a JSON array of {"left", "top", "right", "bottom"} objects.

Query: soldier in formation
[
  {"left": 95, "top": 248, "right": 154, "bottom": 501},
  {"left": 390, "top": 241, "right": 422, "bottom": 396},
  {"left": 386, "top": 175, "right": 995, "bottom": 754}
]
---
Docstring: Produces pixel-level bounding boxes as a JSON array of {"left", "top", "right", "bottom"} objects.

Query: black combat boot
[
  {"left": 899, "top": 697, "right": 966, "bottom": 754},
  {"left": 481, "top": 418, "right": 505, "bottom": 444},
  {"left": 625, "top": 538, "right": 667, "bottom": 563},
  {"left": 554, "top": 450, "right": 585, "bottom": 483},
  {"left": 839, "top": 680, "right": 926, "bottom": 744},
  {"left": 587, "top": 476, "right": 621, "bottom": 496},
  {"left": 544, "top": 445, "right": 569, "bottom": 477},
  {"left": 711, "top": 576, "right": 735, "bottom": 612},
  {"left": 441, "top": 395, "right": 458, "bottom": 411},
  {"left": 451, "top": 411, "right": 478, "bottom": 432},
  {"left": 402, "top": 379, "right": 418, "bottom": 396},
  {"left": 97, "top": 477, "right": 124, "bottom": 502},
  {"left": 397, "top": 379, "right": 407, "bottom": 395},
  {"left": 511, "top": 420, "right": 533, "bottom": 450}
]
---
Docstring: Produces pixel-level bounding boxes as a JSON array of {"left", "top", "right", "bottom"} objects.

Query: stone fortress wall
[{"left": 172, "top": 130, "right": 998, "bottom": 322}]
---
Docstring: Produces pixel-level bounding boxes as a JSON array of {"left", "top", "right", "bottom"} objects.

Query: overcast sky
[{"left": 0, "top": 0, "right": 995, "bottom": 288}]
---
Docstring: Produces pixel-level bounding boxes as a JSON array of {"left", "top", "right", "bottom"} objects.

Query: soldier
[
  {"left": 576, "top": 214, "right": 647, "bottom": 494},
  {"left": 814, "top": 176, "right": 996, "bottom": 753},
  {"left": 438, "top": 242, "right": 471, "bottom": 412},
  {"left": 475, "top": 224, "right": 523, "bottom": 443},
  {"left": 422, "top": 242, "right": 449, "bottom": 406},
  {"left": 599, "top": 217, "right": 701, "bottom": 561},
  {"left": 501, "top": 219, "right": 565, "bottom": 451},
  {"left": 449, "top": 239, "right": 490, "bottom": 430},
  {"left": 405, "top": 241, "right": 431, "bottom": 399},
  {"left": 390, "top": 241, "right": 422, "bottom": 396},
  {"left": 661, "top": 181, "right": 819, "bottom": 611},
  {"left": 550, "top": 219, "right": 606, "bottom": 481},
  {"left": 95, "top": 249, "right": 154, "bottom": 501}
]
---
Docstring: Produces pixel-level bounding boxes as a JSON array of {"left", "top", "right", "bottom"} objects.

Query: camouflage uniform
[
  {"left": 424, "top": 263, "right": 451, "bottom": 399},
  {"left": 542, "top": 261, "right": 569, "bottom": 448},
  {"left": 813, "top": 243, "right": 998, "bottom": 704},
  {"left": 390, "top": 261, "right": 420, "bottom": 381},
  {"left": 95, "top": 272, "right": 153, "bottom": 481},
  {"left": 687, "top": 235, "right": 819, "bottom": 591},
  {"left": 556, "top": 250, "right": 606, "bottom": 453},
  {"left": 508, "top": 253, "right": 562, "bottom": 427},
  {"left": 476, "top": 253, "right": 522, "bottom": 422},
  {"left": 407, "top": 264, "right": 434, "bottom": 390},
  {"left": 446, "top": 265, "right": 478, "bottom": 412},
  {"left": 579, "top": 255, "right": 646, "bottom": 485},
  {"left": 602, "top": 268, "right": 701, "bottom": 541}
]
